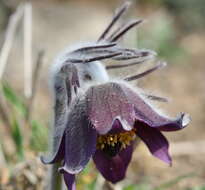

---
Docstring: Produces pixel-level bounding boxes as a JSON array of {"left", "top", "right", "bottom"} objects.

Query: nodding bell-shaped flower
[{"left": 41, "top": 2, "right": 190, "bottom": 190}]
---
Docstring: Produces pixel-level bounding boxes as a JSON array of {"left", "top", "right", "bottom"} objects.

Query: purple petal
[
  {"left": 68, "top": 64, "right": 80, "bottom": 94},
  {"left": 136, "top": 121, "right": 172, "bottom": 164},
  {"left": 41, "top": 64, "right": 81, "bottom": 165},
  {"left": 59, "top": 167, "right": 76, "bottom": 190},
  {"left": 118, "top": 83, "right": 190, "bottom": 131},
  {"left": 41, "top": 133, "right": 65, "bottom": 164},
  {"left": 55, "top": 63, "right": 80, "bottom": 98},
  {"left": 86, "top": 82, "right": 135, "bottom": 134},
  {"left": 70, "top": 64, "right": 80, "bottom": 88},
  {"left": 150, "top": 113, "right": 191, "bottom": 131},
  {"left": 63, "top": 173, "right": 76, "bottom": 190},
  {"left": 108, "top": 119, "right": 126, "bottom": 134},
  {"left": 93, "top": 144, "right": 133, "bottom": 183},
  {"left": 63, "top": 96, "right": 97, "bottom": 174}
]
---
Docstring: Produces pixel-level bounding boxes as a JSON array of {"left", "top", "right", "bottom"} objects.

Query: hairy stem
[
  {"left": 48, "top": 163, "right": 62, "bottom": 190},
  {"left": 103, "top": 180, "right": 115, "bottom": 190}
]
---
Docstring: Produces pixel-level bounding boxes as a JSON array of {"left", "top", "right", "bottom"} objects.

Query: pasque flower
[{"left": 41, "top": 2, "right": 190, "bottom": 190}]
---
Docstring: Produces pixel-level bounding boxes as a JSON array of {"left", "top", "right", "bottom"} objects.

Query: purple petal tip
[
  {"left": 181, "top": 113, "right": 191, "bottom": 127},
  {"left": 40, "top": 155, "right": 52, "bottom": 165}
]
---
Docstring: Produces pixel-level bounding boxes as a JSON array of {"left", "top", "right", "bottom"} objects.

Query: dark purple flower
[
  {"left": 42, "top": 82, "right": 190, "bottom": 189},
  {"left": 41, "top": 2, "right": 190, "bottom": 190}
]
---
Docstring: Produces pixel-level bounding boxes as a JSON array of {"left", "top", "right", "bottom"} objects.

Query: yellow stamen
[
  {"left": 97, "top": 128, "right": 136, "bottom": 150},
  {"left": 101, "top": 144, "right": 105, "bottom": 149}
]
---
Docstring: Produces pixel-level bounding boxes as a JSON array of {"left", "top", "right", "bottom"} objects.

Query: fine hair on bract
[
  {"left": 41, "top": 2, "right": 191, "bottom": 190},
  {"left": 45, "top": 1, "right": 179, "bottom": 166},
  {"left": 50, "top": 1, "right": 166, "bottom": 111}
]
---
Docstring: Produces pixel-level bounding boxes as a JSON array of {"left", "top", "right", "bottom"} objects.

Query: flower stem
[
  {"left": 103, "top": 180, "right": 115, "bottom": 190},
  {"left": 48, "top": 163, "right": 62, "bottom": 190}
]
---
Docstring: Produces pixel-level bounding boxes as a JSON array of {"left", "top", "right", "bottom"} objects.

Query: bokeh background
[{"left": 0, "top": 0, "right": 205, "bottom": 189}]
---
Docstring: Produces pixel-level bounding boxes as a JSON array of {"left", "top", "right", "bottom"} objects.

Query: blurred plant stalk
[
  {"left": 47, "top": 163, "right": 63, "bottom": 190},
  {"left": 0, "top": 4, "right": 24, "bottom": 79},
  {"left": 0, "top": 0, "right": 47, "bottom": 160},
  {"left": 0, "top": 2, "right": 33, "bottom": 98},
  {"left": 23, "top": 2, "right": 33, "bottom": 98}
]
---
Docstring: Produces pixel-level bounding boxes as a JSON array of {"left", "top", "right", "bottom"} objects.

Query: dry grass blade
[
  {"left": 0, "top": 4, "right": 24, "bottom": 79},
  {"left": 24, "top": 2, "right": 33, "bottom": 98},
  {"left": 25, "top": 50, "right": 45, "bottom": 123},
  {"left": 0, "top": 99, "right": 11, "bottom": 129}
]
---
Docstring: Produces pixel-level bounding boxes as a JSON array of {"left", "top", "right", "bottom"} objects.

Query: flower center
[{"left": 97, "top": 129, "right": 136, "bottom": 157}]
